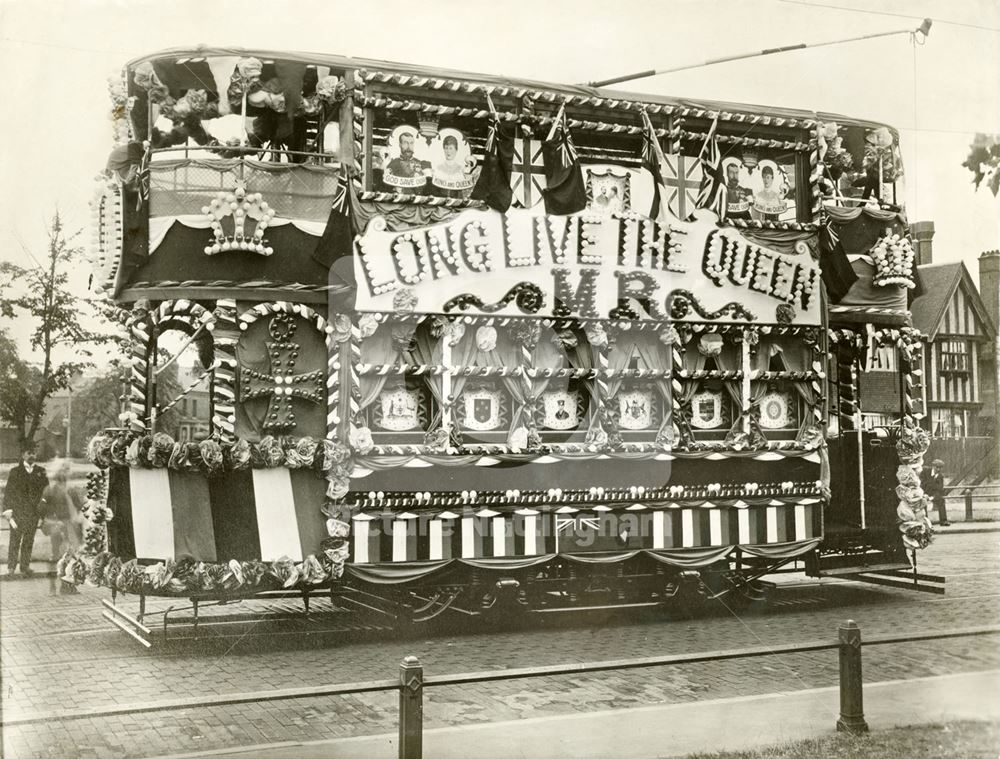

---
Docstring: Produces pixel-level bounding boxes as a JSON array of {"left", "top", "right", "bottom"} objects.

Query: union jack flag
[
  {"left": 696, "top": 117, "right": 727, "bottom": 217},
  {"left": 510, "top": 137, "right": 547, "bottom": 208},
  {"left": 659, "top": 153, "right": 703, "bottom": 220},
  {"left": 555, "top": 513, "right": 601, "bottom": 553},
  {"left": 640, "top": 110, "right": 666, "bottom": 221}
]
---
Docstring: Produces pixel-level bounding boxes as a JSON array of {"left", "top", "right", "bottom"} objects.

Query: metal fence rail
[{"left": 3, "top": 624, "right": 999, "bottom": 758}]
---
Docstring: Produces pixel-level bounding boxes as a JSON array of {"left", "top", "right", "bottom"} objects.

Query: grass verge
[{"left": 684, "top": 720, "right": 999, "bottom": 758}]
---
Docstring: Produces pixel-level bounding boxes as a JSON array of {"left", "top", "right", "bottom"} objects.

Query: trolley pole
[
  {"left": 398, "top": 655, "right": 423, "bottom": 759},
  {"left": 837, "top": 620, "right": 869, "bottom": 735}
]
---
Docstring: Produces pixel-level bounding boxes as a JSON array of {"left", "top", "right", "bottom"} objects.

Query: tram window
[
  {"left": 536, "top": 326, "right": 594, "bottom": 446},
  {"left": 153, "top": 327, "right": 214, "bottom": 442},
  {"left": 611, "top": 337, "right": 670, "bottom": 443}
]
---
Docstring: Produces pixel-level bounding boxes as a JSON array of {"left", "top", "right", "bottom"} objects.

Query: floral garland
[
  {"left": 870, "top": 232, "right": 916, "bottom": 289},
  {"left": 56, "top": 541, "right": 349, "bottom": 596},
  {"left": 863, "top": 127, "right": 902, "bottom": 184},
  {"left": 895, "top": 421, "right": 933, "bottom": 550},
  {"left": 87, "top": 431, "right": 352, "bottom": 500}
]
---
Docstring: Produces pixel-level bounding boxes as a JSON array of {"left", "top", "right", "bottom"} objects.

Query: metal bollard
[
  {"left": 836, "top": 620, "right": 869, "bottom": 735},
  {"left": 398, "top": 655, "right": 423, "bottom": 759},
  {"left": 965, "top": 490, "right": 974, "bottom": 521}
]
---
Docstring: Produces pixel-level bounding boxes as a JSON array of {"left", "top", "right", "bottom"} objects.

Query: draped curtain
[
  {"left": 404, "top": 322, "right": 445, "bottom": 427},
  {"left": 676, "top": 339, "right": 707, "bottom": 440}
]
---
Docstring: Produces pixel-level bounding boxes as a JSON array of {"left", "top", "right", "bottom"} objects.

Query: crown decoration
[
  {"left": 871, "top": 230, "right": 916, "bottom": 289},
  {"left": 202, "top": 182, "right": 276, "bottom": 256}
]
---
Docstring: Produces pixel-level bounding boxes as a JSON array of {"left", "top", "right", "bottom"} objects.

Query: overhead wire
[{"left": 776, "top": 0, "right": 1000, "bottom": 33}]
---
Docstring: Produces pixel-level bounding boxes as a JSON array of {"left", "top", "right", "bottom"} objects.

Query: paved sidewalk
[{"left": 151, "top": 669, "right": 1000, "bottom": 759}]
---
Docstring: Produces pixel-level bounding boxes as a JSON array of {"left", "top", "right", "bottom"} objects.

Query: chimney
[
  {"left": 980, "top": 249, "right": 1000, "bottom": 334},
  {"left": 910, "top": 220, "right": 935, "bottom": 267}
]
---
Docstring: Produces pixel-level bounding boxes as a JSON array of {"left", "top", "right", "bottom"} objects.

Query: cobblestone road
[{"left": 2, "top": 532, "right": 998, "bottom": 758}]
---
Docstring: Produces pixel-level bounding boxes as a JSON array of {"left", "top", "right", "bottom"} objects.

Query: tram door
[{"left": 826, "top": 343, "right": 864, "bottom": 530}]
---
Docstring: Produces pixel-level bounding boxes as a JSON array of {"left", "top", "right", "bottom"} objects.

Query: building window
[
  {"left": 931, "top": 408, "right": 966, "bottom": 438},
  {"left": 869, "top": 345, "right": 897, "bottom": 372},
  {"left": 939, "top": 340, "right": 970, "bottom": 374}
]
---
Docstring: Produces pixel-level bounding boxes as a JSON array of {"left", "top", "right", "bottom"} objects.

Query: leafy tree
[
  {"left": 0, "top": 329, "right": 43, "bottom": 443},
  {"left": 962, "top": 133, "right": 1000, "bottom": 196},
  {"left": 0, "top": 213, "right": 117, "bottom": 452}
]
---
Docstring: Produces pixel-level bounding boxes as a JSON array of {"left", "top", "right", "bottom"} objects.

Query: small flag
[
  {"left": 311, "top": 173, "right": 355, "bottom": 269},
  {"left": 696, "top": 117, "right": 726, "bottom": 217},
  {"left": 471, "top": 94, "right": 516, "bottom": 212},
  {"left": 641, "top": 110, "right": 667, "bottom": 221},
  {"left": 541, "top": 104, "right": 587, "bottom": 215}
]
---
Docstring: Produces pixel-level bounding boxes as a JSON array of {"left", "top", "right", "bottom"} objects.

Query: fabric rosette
[
  {"left": 896, "top": 425, "right": 930, "bottom": 463},
  {"left": 226, "top": 438, "right": 252, "bottom": 469},
  {"left": 393, "top": 288, "right": 418, "bottom": 314},
  {"left": 552, "top": 329, "right": 578, "bottom": 349},
  {"left": 133, "top": 61, "right": 156, "bottom": 90},
  {"left": 659, "top": 326, "right": 680, "bottom": 346},
  {"left": 148, "top": 432, "right": 175, "bottom": 467},
  {"left": 269, "top": 556, "right": 301, "bottom": 588},
  {"left": 88, "top": 552, "right": 112, "bottom": 585},
  {"left": 167, "top": 441, "right": 203, "bottom": 472},
  {"left": 358, "top": 313, "right": 379, "bottom": 339},
  {"left": 326, "top": 518, "right": 350, "bottom": 539},
  {"left": 585, "top": 425, "right": 609, "bottom": 450},
  {"left": 241, "top": 559, "right": 268, "bottom": 588},
  {"left": 236, "top": 57, "right": 263, "bottom": 82},
  {"left": 110, "top": 434, "right": 131, "bottom": 466},
  {"left": 349, "top": 425, "right": 375, "bottom": 455},
  {"left": 104, "top": 555, "right": 123, "bottom": 588},
  {"left": 697, "top": 333, "right": 724, "bottom": 357},
  {"left": 424, "top": 427, "right": 450, "bottom": 453},
  {"left": 895, "top": 483, "right": 924, "bottom": 505},
  {"left": 476, "top": 326, "right": 497, "bottom": 352},
  {"left": 298, "top": 555, "right": 327, "bottom": 585},
  {"left": 126, "top": 435, "right": 152, "bottom": 467},
  {"left": 326, "top": 474, "right": 350, "bottom": 500},
  {"left": 199, "top": 439, "right": 225, "bottom": 475},
  {"left": 584, "top": 322, "right": 608, "bottom": 348},
  {"left": 252, "top": 436, "right": 285, "bottom": 468},
  {"left": 315, "top": 75, "right": 345, "bottom": 104},
  {"left": 322, "top": 439, "right": 352, "bottom": 470},
  {"left": 87, "top": 433, "right": 114, "bottom": 468},
  {"left": 330, "top": 313, "right": 353, "bottom": 343},
  {"left": 284, "top": 437, "right": 319, "bottom": 468},
  {"left": 511, "top": 320, "right": 541, "bottom": 348},
  {"left": 508, "top": 426, "right": 529, "bottom": 452},
  {"left": 220, "top": 559, "right": 245, "bottom": 591}
]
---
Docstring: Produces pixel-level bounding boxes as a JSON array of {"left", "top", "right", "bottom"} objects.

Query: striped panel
[
  {"left": 129, "top": 470, "right": 175, "bottom": 559},
  {"left": 209, "top": 471, "right": 260, "bottom": 560},
  {"left": 391, "top": 514, "right": 418, "bottom": 562},
  {"left": 251, "top": 468, "right": 302, "bottom": 561},
  {"left": 128, "top": 469, "right": 217, "bottom": 561},
  {"left": 681, "top": 509, "right": 695, "bottom": 548},
  {"left": 352, "top": 514, "right": 375, "bottom": 564},
  {"left": 461, "top": 516, "right": 475, "bottom": 558},
  {"left": 513, "top": 510, "right": 542, "bottom": 556}
]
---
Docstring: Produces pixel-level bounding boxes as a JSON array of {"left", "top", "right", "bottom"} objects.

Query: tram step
[{"left": 820, "top": 562, "right": 913, "bottom": 577}]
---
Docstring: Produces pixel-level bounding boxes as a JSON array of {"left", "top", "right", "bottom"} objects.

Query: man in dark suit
[
  {"left": 4, "top": 449, "right": 48, "bottom": 576},
  {"left": 921, "top": 458, "right": 949, "bottom": 527}
]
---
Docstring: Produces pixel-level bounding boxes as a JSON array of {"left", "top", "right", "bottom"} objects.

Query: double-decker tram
[{"left": 68, "top": 46, "right": 942, "bottom": 636}]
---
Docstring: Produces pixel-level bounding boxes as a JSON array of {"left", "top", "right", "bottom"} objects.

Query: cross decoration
[{"left": 240, "top": 313, "right": 324, "bottom": 432}]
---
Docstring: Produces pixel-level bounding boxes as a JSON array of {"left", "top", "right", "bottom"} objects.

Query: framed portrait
[
  {"left": 749, "top": 159, "right": 794, "bottom": 222},
  {"left": 381, "top": 125, "right": 430, "bottom": 191},
  {"left": 585, "top": 168, "right": 631, "bottom": 215},
  {"left": 722, "top": 157, "right": 753, "bottom": 219},
  {"left": 540, "top": 389, "right": 585, "bottom": 431},
  {"left": 430, "top": 128, "right": 477, "bottom": 194}
]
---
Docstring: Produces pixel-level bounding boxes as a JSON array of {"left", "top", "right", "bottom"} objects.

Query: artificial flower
[
  {"left": 252, "top": 436, "right": 285, "bottom": 467},
  {"left": 236, "top": 57, "right": 263, "bottom": 81},
  {"left": 393, "top": 288, "right": 418, "bottom": 314},
  {"left": 148, "top": 432, "right": 175, "bottom": 467},
  {"left": 133, "top": 62, "right": 156, "bottom": 90},
  {"left": 584, "top": 322, "right": 608, "bottom": 348},
  {"left": 476, "top": 326, "right": 497, "bottom": 352},
  {"left": 349, "top": 425, "right": 374, "bottom": 455},
  {"left": 697, "top": 333, "right": 723, "bottom": 357},
  {"left": 227, "top": 438, "right": 252, "bottom": 469},
  {"left": 424, "top": 427, "right": 450, "bottom": 452},
  {"left": 316, "top": 76, "right": 344, "bottom": 103},
  {"left": 358, "top": 313, "right": 379, "bottom": 339},
  {"left": 285, "top": 436, "right": 318, "bottom": 468},
  {"left": 199, "top": 439, "right": 225, "bottom": 474}
]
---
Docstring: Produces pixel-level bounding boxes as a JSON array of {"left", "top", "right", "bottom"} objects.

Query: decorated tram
[{"left": 66, "top": 46, "right": 943, "bottom": 628}]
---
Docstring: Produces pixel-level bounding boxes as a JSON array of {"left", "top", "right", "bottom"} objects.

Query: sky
[{"left": 1, "top": 0, "right": 997, "bottom": 365}]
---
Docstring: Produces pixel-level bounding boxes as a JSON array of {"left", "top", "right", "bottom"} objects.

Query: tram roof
[{"left": 128, "top": 45, "right": 895, "bottom": 133}]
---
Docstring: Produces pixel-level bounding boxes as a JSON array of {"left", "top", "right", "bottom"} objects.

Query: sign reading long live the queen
[{"left": 353, "top": 208, "right": 821, "bottom": 324}]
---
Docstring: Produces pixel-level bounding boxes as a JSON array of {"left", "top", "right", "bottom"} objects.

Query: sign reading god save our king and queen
[{"left": 354, "top": 208, "right": 821, "bottom": 325}]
